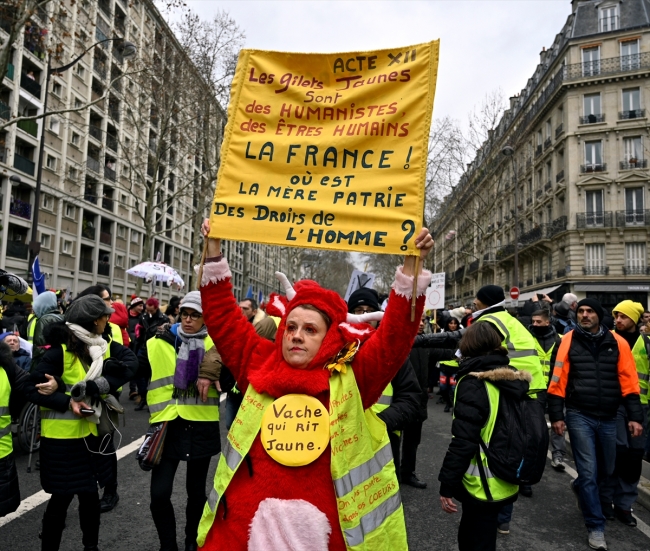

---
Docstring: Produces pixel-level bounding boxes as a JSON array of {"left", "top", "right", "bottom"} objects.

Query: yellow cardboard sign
[
  {"left": 260, "top": 394, "right": 330, "bottom": 467},
  {"left": 209, "top": 41, "right": 440, "bottom": 255}
]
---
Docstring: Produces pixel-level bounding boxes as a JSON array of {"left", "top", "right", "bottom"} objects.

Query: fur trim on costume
[
  {"left": 247, "top": 498, "right": 331, "bottom": 551},
  {"left": 196, "top": 259, "right": 232, "bottom": 286},
  {"left": 338, "top": 322, "right": 373, "bottom": 338},
  {"left": 469, "top": 367, "right": 533, "bottom": 383},
  {"left": 391, "top": 266, "right": 432, "bottom": 299}
]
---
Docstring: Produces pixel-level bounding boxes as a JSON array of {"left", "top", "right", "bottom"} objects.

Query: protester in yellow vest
[
  {"left": 599, "top": 300, "right": 648, "bottom": 527},
  {"left": 0, "top": 340, "right": 29, "bottom": 517},
  {"left": 194, "top": 220, "right": 433, "bottom": 551},
  {"left": 25, "top": 295, "right": 137, "bottom": 551},
  {"left": 438, "top": 322, "right": 530, "bottom": 551},
  {"left": 147, "top": 291, "right": 222, "bottom": 551}
]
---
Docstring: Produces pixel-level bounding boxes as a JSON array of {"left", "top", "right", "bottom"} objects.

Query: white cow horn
[
  {"left": 275, "top": 272, "right": 296, "bottom": 300},
  {"left": 346, "top": 311, "right": 384, "bottom": 324}
]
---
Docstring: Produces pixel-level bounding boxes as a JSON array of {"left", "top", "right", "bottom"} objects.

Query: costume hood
[{"left": 33, "top": 291, "right": 59, "bottom": 318}]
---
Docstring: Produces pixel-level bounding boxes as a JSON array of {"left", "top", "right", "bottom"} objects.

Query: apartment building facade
[
  {"left": 433, "top": 0, "right": 650, "bottom": 311},
  {"left": 0, "top": 0, "right": 287, "bottom": 303}
]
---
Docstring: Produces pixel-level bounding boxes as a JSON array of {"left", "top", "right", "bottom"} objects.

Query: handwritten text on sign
[{"left": 210, "top": 42, "right": 440, "bottom": 255}]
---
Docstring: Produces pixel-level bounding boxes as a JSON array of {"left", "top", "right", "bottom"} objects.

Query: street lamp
[
  {"left": 27, "top": 38, "right": 137, "bottom": 283},
  {"left": 501, "top": 145, "right": 519, "bottom": 290}
]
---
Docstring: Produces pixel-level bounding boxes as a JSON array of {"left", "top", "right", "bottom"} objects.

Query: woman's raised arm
[{"left": 198, "top": 222, "right": 275, "bottom": 384}]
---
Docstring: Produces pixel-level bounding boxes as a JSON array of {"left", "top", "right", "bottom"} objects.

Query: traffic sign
[{"left": 510, "top": 287, "right": 520, "bottom": 300}]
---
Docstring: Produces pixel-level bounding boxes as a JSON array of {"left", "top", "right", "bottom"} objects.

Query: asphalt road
[{"left": 2, "top": 395, "right": 650, "bottom": 551}]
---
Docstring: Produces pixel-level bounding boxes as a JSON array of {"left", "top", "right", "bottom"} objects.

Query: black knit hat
[
  {"left": 64, "top": 294, "right": 114, "bottom": 325},
  {"left": 576, "top": 298, "right": 604, "bottom": 322},
  {"left": 347, "top": 288, "right": 380, "bottom": 313},
  {"left": 476, "top": 285, "right": 505, "bottom": 307}
]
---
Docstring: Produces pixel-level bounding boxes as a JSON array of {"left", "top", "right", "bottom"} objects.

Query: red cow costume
[{"left": 198, "top": 258, "right": 431, "bottom": 550}]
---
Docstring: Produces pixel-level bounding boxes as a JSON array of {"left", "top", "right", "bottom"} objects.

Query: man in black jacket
[
  {"left": 347, "top": 288, "right": 421, "bottom": 485},
  {"left": 548, "top": 298, "right": 643, "bottom": 551}
]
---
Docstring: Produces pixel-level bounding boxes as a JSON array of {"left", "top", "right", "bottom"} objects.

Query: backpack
[{"left": 477, "top": 385, "right": 549, "bottom": 489}]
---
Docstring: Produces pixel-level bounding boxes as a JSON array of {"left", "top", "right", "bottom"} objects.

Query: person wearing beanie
[
  {"left": 145, "top": 289, "right": 223, "bottom": 551},
  {"left": 347, "top": 288, "right": 422, "bottom": 488},
  {"left": 548, "top": 298, "right": 644, "bottom": 550},
  {"left": 24, "top": 294, "right": 138, "bottom": 551},
  {"left": 134, "top": 296, "right": 169, "bottom": 411},
  {"left": 76, "top": 285, "right": 124, "bottom": 346},
  {"left": 598, "top": 300, "right": 649, "bottom": 527},
  {"left": 194, "top": 219, "right": 433, "bottom": 551}
]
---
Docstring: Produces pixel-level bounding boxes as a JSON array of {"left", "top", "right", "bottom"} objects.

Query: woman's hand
[
  {"left": 35, "top": 373, "right": 58, "bottom": 395},
  {"left": 70, "top": 399, "right": 94, "bottom": 417},
  {"left": 197, "top": 377, "right": 218, "bottom": 403},
  {"left": 403, "top": 228, "right": 434, "bottom": 275},
  {"left": 201, "top": 218, "right": 221, "bottom": 257},
  {"left": 440, "top": 496, "right": 458, "bottom": 514}
]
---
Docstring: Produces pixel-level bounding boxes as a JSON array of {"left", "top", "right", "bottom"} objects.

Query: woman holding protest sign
[{"left": 193, "top": 218, "right": 432, "bottom": 551}]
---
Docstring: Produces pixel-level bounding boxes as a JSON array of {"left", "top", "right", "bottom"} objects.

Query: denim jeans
[{"left": 565, "top": 409, "right": 617, "bottom": 531}]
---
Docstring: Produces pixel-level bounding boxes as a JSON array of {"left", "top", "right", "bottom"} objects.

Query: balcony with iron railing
[
  {"left": 545, "top": 272, "right": 553, "bottom": 281},
  {"left": 536, "top": 188, "right": 543, "bottom": 199},
  {"left": 526, "top": 278, "right": 533, "bottom": 286},
  {"left": 98, "top": 262, "right": 110, "bottom": 276},
  {"left": 13, "top": 153, "right": 35, "bottom": 175},
  {"left": 556, "top": 170, "right": 564, "bottom": 183},
  {"left": 615, "top": 210, "right": 650, "bottom": 227},
  {"left": 619, "top": 109, "right": 646, "bottom": 120},
  {"left": 93, "top": 58, "right": 107, "bottom": 79},
  {"left": 536, "top": 275, "right": 543, "bottom": 284},
  {"left": 100, "top": 231, "right": 112, "bottom": 245},
  {"left": 104, "top": 165, "right": 116, "bottom": 181},
  {"left": 583, "top": 266, "right": 609, "bottom": 276},
  {"left": 623, "top": 266, "right": 650, "bottom": 275},
  {"left": 619, "top": 159, "right": 647, "bottom": 170},
  {"left": 6, "top": 241, "right": 28, "bottom": 259},
  {"left": 555, "top": 123, "right": 564, "bottom": 138},
  {"left": 89, "top": 125, "right": 102, "bottom": 141},
  {"left": 544, "top": 180, "right": 552, "bottom": 192},
  {"left": 468, "top": 260, "right": 479, "bottom": 274},
  {"left": 106, "top": 134, "right": 118, "bottom": 152},
  {"left": 20, "top": 74, "right": 41, "bottom": 98},
  {"left": 544, "top": 137, "right": 552, "bottom": 150},
  {"left": 102, "top": 196, "right": 114, "bottom": 211},
  {"left": 79, "top": 258, "right": 93, "bottom": 272},
  {"left": 9, "top": 198, "right": 31, "bottom": 220},
  {"left": 579, "top": 114, "right": 605, "bottom": 124},
  {"left": 576, "top": 211, "right": 613, "bottom": 229},
  {"left": 87, "top": 157, "right": 101, "bottom": 174},
  {"left": 580, "top": 163, "right": 607, "bottom": 173},
  {"left": 557, "top": 269, "right": 567, "bottom": 278},
  {"left": 81, "top": 223, "right": 95, "bottom": 240},
  {"left": 535, "top": 144, "right": 543, "bottom": 157}
]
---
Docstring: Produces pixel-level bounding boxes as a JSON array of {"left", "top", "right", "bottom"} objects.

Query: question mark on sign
[{"left": 401, "top": 220, "right": 415, "bottom": 251}]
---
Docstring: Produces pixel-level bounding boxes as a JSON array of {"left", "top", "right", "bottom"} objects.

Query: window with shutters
[
  {"left": 625, "top": 243, "right": 647, "bottom": 275},
  {"left": 585, "top": 244, "right": 607, "bottom": 275}
]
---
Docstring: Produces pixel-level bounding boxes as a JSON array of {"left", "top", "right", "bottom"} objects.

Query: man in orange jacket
[{"left": 547, "top": 298, "right": 643, "bottom": 551}]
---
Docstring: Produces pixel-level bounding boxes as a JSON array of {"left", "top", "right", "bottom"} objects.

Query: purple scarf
[{"left": 172, "top": 326, "right": 208, "bottom": 399}]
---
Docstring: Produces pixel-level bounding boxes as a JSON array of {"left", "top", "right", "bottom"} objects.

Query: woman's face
[
  {"left": 282, "top": 307, "right": 328, "bottom": 369},
  {"left": 448, "top": 319, "right": 459, "bottom": 331},
  {"left": 94, "top": 314, "right": 110, "bottom": 335},
  {"left": 180, "top": 308, "right": 204, "bottom": 334}
]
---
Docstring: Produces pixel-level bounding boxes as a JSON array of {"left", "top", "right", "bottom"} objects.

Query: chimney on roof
[{"left": 509, "top": 96, "right": 518, "bottom": 109}]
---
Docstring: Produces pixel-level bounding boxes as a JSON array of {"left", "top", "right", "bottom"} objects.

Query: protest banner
[
  {"left": 425, "top": 272, "right": 445, "bottom": 310},
  {"left": 209, "top": 41, "right": 440, "bottom": 255}
]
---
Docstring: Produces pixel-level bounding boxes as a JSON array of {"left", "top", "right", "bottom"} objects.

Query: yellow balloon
[{"left": 260, "top": 394, "right": 330, "bottom": 467}]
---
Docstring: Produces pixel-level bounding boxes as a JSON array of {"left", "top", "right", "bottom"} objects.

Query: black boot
[{"left": 135, "top": 395, "right": 147, "bottom": 411}]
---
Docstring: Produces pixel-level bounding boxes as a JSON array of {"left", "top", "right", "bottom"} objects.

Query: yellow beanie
[{"left": 612, "top": 300, "right": 645, "bottom": 324}]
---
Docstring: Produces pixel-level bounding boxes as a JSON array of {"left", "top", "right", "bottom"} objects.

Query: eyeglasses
[
  {"left": 180, "top": 311, "right": 202, "bottom": 321},
  {"left": 353, "top": 306, "right": 376, "bottom": 315},
  {"left": 102, "top": 296, "right": 113, "bottom": 303}
]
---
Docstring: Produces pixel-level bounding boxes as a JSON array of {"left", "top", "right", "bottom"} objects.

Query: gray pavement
[{"left": 2, "top": 395, "right": 650, "bottom": 550}]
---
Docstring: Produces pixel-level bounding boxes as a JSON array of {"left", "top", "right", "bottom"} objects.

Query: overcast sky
[{"left": 173, "top": 0, "right": 572, "bottom": 125}]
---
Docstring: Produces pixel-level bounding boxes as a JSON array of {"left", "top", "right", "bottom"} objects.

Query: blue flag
[
  {"left": 258, "top": 290, "right": 264, "bottom": 305},
  {"left": 32, "top": 256, "right": 46, "bottom": 296},
  {"left": 245, "top": 285, "right": 254, "bottom": 299}
]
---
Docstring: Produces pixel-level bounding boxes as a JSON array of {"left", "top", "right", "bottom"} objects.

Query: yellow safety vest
[
  {"left": 532, "top": 340, "right": 556, "bottom": 388},
  {"left": 147, "top": 336, "right": 220, "bottom": 424},
  {"left": 109, "top": 322, "right": 123, "bottom": 345},
  {"left": 40, "top": 344, "right": 109, "bottom": 439},
  {"left": 0, "top": 368, "right": 12, "bottom": 459},
  {"left": 371, "top": 383, "right": 400, "bottom": 437},
  {"left": 26, "top": 313, "right": 36, "bottom": 342},
  {"left": 476, "top": 312, "right": 545, "bottom": 394},
  {"left": 197, "top": 364, "right": 407, "bottom": 550},
  {"left": 456, "top": 375, "right": 519, "bottom": 502},
  {"left": 632, "top": 335, "right": 649, "bottom": 406}
]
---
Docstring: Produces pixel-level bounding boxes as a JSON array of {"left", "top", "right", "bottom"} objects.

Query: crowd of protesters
[{"left": 0, "top": 238, "right": 648, "bottom": 551}]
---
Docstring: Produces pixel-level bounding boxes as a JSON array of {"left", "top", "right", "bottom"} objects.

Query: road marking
[
  {"left": 0, "top": 436, "right": 145, "bottom": 528},
  {"left": 1, "top": 394, "right": 228, "bottom": 528},
  {"left": 547, "top": 451, "right": 650, "bottom": 539}
]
